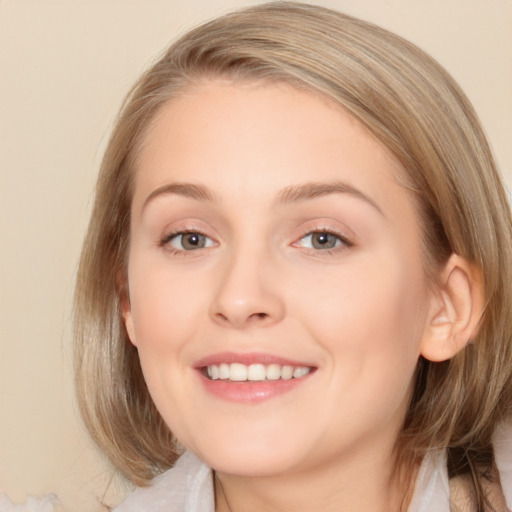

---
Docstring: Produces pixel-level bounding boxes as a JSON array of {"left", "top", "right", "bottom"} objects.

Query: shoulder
[
  {"left": 494, "top": 417, "right": 512, "bottom": 509},
  {"left": 408, "top": 418, "right": 512, "bottom": 512},
  {"left": 448, "top": 419, "right": 512, "bottom": 512},
  {"left": 113, "top": 451, "right": 214, "bottom": 512},
  {"left": 408, "top": 450, "right": 451, "bottom": 512}
]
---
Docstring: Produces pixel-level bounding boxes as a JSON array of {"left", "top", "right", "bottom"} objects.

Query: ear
[
  {"left": 121, "top": 300, "right": 137, "bottom": 347},
  {"left": 118, "top": 273, "right": 137, "bottom": 347},
  {"left": 420, "top": 254, "right": 484, "bottom": 362}
]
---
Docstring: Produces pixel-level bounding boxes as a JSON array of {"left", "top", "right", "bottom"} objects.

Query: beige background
[{"left": 1, "top": 0, "right": 511, "bottom": 510}]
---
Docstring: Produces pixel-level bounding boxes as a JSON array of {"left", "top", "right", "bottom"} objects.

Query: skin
[{"left": 123, "top": 80, "right": 446, "bottom": 511}]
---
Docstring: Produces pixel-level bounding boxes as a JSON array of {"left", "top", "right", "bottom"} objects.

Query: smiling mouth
[{"left": 203, "top": 363, "right": 314, "bottom": 382}]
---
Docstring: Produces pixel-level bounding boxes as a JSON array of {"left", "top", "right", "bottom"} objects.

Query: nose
[{"left": 209, "top": 249, "right": 285, "bottom": 329}]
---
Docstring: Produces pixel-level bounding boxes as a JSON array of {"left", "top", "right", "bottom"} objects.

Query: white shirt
[{"left": 114, "top": 420, "right": 512, "bottom": 512}]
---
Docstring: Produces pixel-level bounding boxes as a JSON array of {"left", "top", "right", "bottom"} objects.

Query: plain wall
[{"left": 1, "top": 1, "right": 511, "bottom": 510}]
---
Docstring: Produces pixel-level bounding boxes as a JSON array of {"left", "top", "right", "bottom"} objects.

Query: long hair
[{"left": 74, "top": 2, "right": 512, "bottom": 508}]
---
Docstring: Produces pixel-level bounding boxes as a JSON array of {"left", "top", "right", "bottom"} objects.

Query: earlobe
[
  {"left": 420, "top": 254, "right": 484, "bottom": 362},
  {"left": 122, "top": 301, "right": 137, "bottom": 347},
  {"left": 118, "top": 275, "right": 137, "bottom": 347}
]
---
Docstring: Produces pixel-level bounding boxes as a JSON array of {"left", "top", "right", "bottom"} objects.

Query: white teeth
[
  {"left": 205, "top": 363, "right": 312, "bottom": 382},
  {"left": 219, "top": 363, "right": 230, "bottom": 380},
  {"left": 293, "top": 366, "right": 310, "bottom": 378},
  {"left": 266, "top": 364, "right": 281, "bottom": 380},
  {"left": 229, "top": 363, "right": 247, "bottom": 381},
  {"left": 247, "top": 364, "right": 266, "bottom": 381},
  {"left": 281, "top": 365, "right": 293, "bottom": 380}
]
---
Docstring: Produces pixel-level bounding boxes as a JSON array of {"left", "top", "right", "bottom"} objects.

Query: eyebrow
[
  {"left": 142, "top": 180, "right": 383, "bottom": 216},
  {"left": 277, "top": 181, "right": 383, "bottom": 215},
  {"left": 142, "top": 182, "right": 217, "bottom": 210}
]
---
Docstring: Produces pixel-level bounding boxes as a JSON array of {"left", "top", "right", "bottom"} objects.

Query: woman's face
[{"left": 124, "top": 80, "right": 436, "bottom": 477}]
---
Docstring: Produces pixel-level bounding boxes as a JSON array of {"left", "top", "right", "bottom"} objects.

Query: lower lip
[{"left": 197, "top": 371, "right": 312, "bottom": 404}]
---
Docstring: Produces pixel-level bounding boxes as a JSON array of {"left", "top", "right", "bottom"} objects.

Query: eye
[
  {"left": 163, "top": 231, "right": 215, "bottom": 251},
  {"left": 297, "top": 231, "right": 350, "bottom": 250}
]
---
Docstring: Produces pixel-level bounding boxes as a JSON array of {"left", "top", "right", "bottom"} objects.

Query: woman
[{"left": 74, "top": 3, "right": 512, "bottom": 510}]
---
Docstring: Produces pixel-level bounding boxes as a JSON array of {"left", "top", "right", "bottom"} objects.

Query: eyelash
[
  {"left": 159, "top": 228, "right": 216, "bottom": 255},
  {"left": 159, "top": 227, "right": 353, "bottom": 256},
  {"left": 295, "top": 228, "right": 354, "bottom": 255}
]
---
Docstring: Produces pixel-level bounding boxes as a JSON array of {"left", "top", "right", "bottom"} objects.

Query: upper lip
[{"left": 194, "top": 351, "right": 316, "bottom": 368}]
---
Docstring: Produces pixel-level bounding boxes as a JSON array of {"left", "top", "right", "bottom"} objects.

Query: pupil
[
  {"left": 183, "top": 233, "right": 205, "bottom": 250},
  {"left": 188, "top": 234, "right": 199, "bottom": 245},
  {"left": 313, "top": 232, "right": 336, "bottom": 249}
]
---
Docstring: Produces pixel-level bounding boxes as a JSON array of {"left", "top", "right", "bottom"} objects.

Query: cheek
[
  {"left": 301, "top": 253, "right": 428, "bottom": 379},
  {"left": 126, "top": 257, "right": 204, "bottom": 366},
  {"left": 125, "top": 260, "right": 205, "bottom": 425}
]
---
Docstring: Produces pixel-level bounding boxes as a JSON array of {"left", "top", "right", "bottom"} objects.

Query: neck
[{"left": 214, "top": 443, "right": 412, "bottom": 512}]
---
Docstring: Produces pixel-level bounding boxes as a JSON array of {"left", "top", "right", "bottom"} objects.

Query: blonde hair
[{"left": 74, "top": 2, "right": 512, "bottom": 507}]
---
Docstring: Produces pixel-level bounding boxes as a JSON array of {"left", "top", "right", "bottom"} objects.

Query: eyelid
[
  {"left": 164, "top": 231, "right": 214, "bottom": 247},
  {"left": 158, "top": 224, "right": 218, "bottom": 255},
  {"left": 159, "top": 228, "right": 210, "bottom": 246},
  {"left": 301, "top": 230, "right": 352, "bottom": 246},
  {"left": 156, "top": 219, "right": 355, "bottom": 256},
  {"left": 291, "top": 225, "right": 355, "bottom": 254}
]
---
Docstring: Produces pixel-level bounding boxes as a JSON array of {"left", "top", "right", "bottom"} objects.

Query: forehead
[{"left": 133, "top": 79, "right": 409, "bottom": 207}]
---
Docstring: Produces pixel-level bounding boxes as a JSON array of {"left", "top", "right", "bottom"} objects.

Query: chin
[
  {"left": 201, "top": 448, "right": 301, "bottom": 477},
  {"left": 184, "top": 427, "right": 308, "bottom": 477}
]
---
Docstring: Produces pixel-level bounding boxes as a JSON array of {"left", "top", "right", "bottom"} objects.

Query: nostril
[{"left": 213, "top": 311, "right": 268, "bottom": 327}]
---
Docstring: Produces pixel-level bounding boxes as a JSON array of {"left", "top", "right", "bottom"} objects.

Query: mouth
[
  {"left": 203, "top": 363, "right": 313, "bottom": 382},
  {"left": 194, "top": 352, "right": 317, "bottom": 403}
]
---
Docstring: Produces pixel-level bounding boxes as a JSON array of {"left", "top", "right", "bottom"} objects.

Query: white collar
[
  {"left": 115, "top": 448, "right": 451, "bottom": 512},
  {"left": 116, "top": 421, "right": 512, "bottom": 512},
  {"left": 408, "top": 450, "right": 450, "bottom": 512}
]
